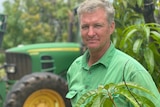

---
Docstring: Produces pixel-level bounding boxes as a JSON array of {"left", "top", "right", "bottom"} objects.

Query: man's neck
[{"left": 88, "top": 43, "right": 110, "bottom": 66}]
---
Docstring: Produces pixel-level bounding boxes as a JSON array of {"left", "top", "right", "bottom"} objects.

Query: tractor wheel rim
[{"left": 23, "top": 89, "right": 65, "bottom": 107}]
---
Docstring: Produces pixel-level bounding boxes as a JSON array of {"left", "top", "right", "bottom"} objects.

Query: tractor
[{"left": 0, "top": 13, "right": 82, "bottom": 107}]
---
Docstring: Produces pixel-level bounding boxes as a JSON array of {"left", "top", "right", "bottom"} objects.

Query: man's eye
[
  {"left": 94, "top": 24, "right": 102, "bottom": 28},
  {"left": 81, "top": 26, "right": 89, "bottom": 30}
]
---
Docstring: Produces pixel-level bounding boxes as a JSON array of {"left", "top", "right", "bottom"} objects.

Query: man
[{"left": 66, "top": 0, "right": 160, "bottom": 106}]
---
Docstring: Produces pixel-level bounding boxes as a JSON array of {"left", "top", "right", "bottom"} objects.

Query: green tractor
[{"left": 0, "top": 14, "right": 82, "bottom": 107}]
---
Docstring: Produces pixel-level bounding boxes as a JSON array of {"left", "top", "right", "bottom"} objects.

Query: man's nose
[{"left": 87, "top": 26, "right": 95, "bottom": 37}]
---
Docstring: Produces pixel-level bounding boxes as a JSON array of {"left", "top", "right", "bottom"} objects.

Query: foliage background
[{"left": 0, "top": 0, "right": 160, "bottom": 90}]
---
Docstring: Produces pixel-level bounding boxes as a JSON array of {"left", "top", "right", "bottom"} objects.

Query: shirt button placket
[{"left": 85, "top": 69, "right": 92, "bottom": 89}]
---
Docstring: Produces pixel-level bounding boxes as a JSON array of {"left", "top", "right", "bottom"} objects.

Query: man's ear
[{"left": 110, "top": 21, "right": 115, "bottom": 35}]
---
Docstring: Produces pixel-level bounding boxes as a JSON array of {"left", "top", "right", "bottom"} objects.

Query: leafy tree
[
  {"left": 118, "top": 23, "right": 160, "bottom": 90},
  {"left": 111, "top": 0, "right": 160, "bottom": 90},
  {"left": 2, "top": 0, "right": 81, "bottom": 48},
  {"left": 76, "top": 82, "right": 156, "bottom": 107}
]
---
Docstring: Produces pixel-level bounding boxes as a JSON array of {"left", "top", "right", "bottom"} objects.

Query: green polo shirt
[{"left": 66, "top": 43, "right": 160, "bottom": 107}]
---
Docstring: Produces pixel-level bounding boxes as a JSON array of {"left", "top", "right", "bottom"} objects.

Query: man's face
[{"left": 80, "top": 8, "right": 115, "bottom": 52}]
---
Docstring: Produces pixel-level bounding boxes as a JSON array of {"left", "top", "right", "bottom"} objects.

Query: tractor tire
[{"left": 4, "top": 72, "right": 71, "bottom": 107}]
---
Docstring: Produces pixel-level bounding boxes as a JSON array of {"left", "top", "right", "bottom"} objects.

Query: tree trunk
[
  {"left": 143, "top": 0, "right": 155, "bottom": 23},
  {"left": 134, "top": 0, "right": 155, "bottom": 23}
]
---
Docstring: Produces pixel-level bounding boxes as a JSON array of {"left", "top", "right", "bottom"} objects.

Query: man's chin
[{"left": 87, "top": 46, "right": 98, "bottom": 51}]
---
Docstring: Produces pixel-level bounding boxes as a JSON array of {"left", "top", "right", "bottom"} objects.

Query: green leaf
[
  {"left": 149, "top": 43, "right": 160, "bottom": 59},
  {"left": 124, "top": 28, "right": 137, "bottom": 42},
  {"left": 102, "top": 98, "right": 113, "bottom": 107},
  {"left": 120, "top": 26, "right": 138, "bottom": 48},
  {"left": 104, "top": 83, "right": 115, "bottom": 90},
  {"left": 86, "top": 94, "right": 101, "bottom": 107},
  {"left": 150, "top": 31, "right": 160, "bottom": 42},
  {"left": 75, "top": 90, "right": 97, "bottom": 107},
  {"left": 115, "top": 89, "right": 141, "bottom": 107},
  {"left": 143, "top": 25, "right": 150, "bottom": 42},
  {"left": 133, "top": 39, "right": 143, "bottom": 54},
  {"left": 97, "top": 85, "right": 104, "bottom": 93},
  {"left": 116, "top": 82, "right": 156, "bottom": 98},
  {"left": 76, "top": 82, "right": 157, "bottom": 107},
  {"left": 138, "top": 95, "right": 156, "bottom": 107},
  {"left": 127, "top": 0, "right": 136, "bottom": 7},
  {"left": 146, "top": 23, "right": 160, "bottom": 32},
  {"left": 137, "top": 0, "right": 143, "bottom": 7},
  {"left": 144, "top": 48, "right": 155, "bottom": 74},
  {"left": 122, "top": 0, "right": 128, "bottom": 8},
  {"left": 116, "top": 89, "right": 156, "bottom": 107},
  {"left": 91, "top": 95, "right": 101, "bottom": 107}
]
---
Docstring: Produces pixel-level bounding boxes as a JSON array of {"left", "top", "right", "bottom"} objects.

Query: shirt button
[{"left": 85, "top": 85, "right": 89, "bottom": 89}]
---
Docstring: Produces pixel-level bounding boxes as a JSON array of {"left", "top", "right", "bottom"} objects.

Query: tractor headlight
[{"left": 5, "top": 64, "right": 16, "bottom": 73}]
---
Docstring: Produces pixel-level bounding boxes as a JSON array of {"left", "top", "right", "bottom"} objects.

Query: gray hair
[{"left": 77, "top": 0, "right": 115, "bottom": 23}]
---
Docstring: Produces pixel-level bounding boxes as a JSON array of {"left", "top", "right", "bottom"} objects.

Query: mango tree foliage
[
  {"left": 2, "top": 0, "right": 81, "bottom": 48},
  {"left": 76, "top": 82, "right": 156, "bottom": 107},
  {"left": 119, "top": 23, "right": 160, "bottom": 89},
  {"left": 110, "top": 0, "right": 160, "bottom": 90}
]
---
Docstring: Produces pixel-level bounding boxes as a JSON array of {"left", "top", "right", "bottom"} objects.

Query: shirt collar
[
  {"left": 82, "top": 42, "right": 116, "bottom": 69},
  {"left": 98, "top": 42, "right": 115, "bottom": 68}
]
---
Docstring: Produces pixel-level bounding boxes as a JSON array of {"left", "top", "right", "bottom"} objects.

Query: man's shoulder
[
  {"left": 115, "top": 49, "right": 136, "bottom": 61},
  {"left": 69, "top": 55, "right": 84, "bottom": 68},
  {"left": 73, "top": 55, "right": 83, "bottom": 63},
  {"left": 114, "top": 49, "right": 144, "bottom": 67}
]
